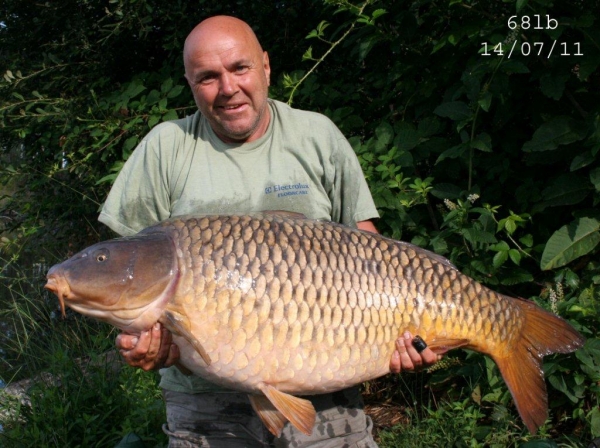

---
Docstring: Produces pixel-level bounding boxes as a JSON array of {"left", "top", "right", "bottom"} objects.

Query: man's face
[{"left": 184, "top": 33, "right": 271, "bottom": 143}]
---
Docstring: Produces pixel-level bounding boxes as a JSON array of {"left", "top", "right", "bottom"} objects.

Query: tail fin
[{"left": 493, "top": 297, "right": 584, "bottom": 433}]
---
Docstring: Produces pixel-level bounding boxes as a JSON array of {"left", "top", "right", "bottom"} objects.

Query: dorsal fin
[
  {"left": 261, "top": 210, "right": 307, "bottom": 219},
  {"left": 397, "top": 240, "right": 458, "bottom": 270}
]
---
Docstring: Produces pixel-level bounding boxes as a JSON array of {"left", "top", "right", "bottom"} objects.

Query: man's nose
[{"left": 220, "top": 72, "right": 239, "bottom": 96}]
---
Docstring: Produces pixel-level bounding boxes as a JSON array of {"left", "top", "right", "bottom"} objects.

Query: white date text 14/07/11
[{"left": 480, "top": 41, "right": 583, "bottom": 58}]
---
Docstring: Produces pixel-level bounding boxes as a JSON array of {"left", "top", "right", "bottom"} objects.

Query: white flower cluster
[
  {"left": 467, "top": 193, "right": 480, "bottom": 203},
  {"left": 444, "top": 199, "right": 457, "bottom": 211},
  {"left": 504, "top": 27, "right": 520, "bottom": 45},
  {"left": 548, "top": 282, "right": 564, "bottom": 314}
]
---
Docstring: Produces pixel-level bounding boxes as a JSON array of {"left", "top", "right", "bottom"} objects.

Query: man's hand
[
  {"left": 115, "top": 323, "right": 180, "bottom": 371},
  {"left": 389, "top": 331, "right": 441, "bottom": 373}
]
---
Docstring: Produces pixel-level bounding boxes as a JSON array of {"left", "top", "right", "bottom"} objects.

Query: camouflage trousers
[{"left": 162, "top": 387, "right": 378, "bottom": 448}]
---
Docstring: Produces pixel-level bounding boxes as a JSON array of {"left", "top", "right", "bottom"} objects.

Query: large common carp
[{"left": 45, "top": 212, "right": 584, "bottom": 436}]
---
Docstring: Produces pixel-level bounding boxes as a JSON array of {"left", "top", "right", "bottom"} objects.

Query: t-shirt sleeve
[
  {"left": 98, "top": 127, "right": 173, "bottom": 236},
  {"left": 329, "top": 133, "right": 379, "bottom": 227}
]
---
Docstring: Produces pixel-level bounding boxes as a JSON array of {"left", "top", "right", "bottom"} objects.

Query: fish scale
[{"left": 45, "top": 211, "right": 584, "bottom": 436}]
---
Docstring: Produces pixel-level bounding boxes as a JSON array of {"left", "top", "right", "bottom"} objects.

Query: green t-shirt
[{"left": 99, "top": 99, "right": 379, "bottom": 393}]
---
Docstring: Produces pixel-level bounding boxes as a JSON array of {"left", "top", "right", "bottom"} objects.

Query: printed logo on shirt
[{"left": 264, "top": 183, "right": 309, "bottom": 198}]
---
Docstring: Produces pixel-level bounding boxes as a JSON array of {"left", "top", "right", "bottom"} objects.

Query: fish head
[{"left": 45, "top": 231, "right": 179, "bottom": 332}]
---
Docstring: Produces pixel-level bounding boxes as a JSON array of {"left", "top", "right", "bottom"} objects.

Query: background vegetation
[{"left": 1, "top": 0, "right": 599, "bottom": 446}]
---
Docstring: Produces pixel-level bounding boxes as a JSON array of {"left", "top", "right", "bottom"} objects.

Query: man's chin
[
  {"left": 214, "top": 126, "right": 254, "bottom": 143},
  {"left": 212, "top": 118, "right": 262, "bottom": 143}
]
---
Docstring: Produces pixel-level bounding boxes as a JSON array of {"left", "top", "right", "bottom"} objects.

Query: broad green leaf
[
  {"left": 146, "top": 90, "right": 160, "bottom": 105},
  {"left": 537, "top": 173, "right": 590, "bottom": 209},
  {"left": 591, "top": 167, "right": 600, "bottom": 192},
  {"left": 436, "top": 143, "right": 468, "bottom": 163},
  {"left": 516, "top": 0, "right": 529, "bottom": 12},
  {"left": 418, "top": 117, "right": 442, "bottom": 137},
  {"left": 503, "top": 218, "right": 517, "bottom": 234},
  {"left": 371, "top": 8, "right": 386, "bottom": 19},
  {"left": 491, "top": 241, "right": 510, "bottom": 251},
  {"left": 394, "top": 122, "right": 420, "bottom": 151},
  {"left": 470, "top": 260, "right": 491, "bottom": 275},
  {"left": 302, "top": 46, "right": 313, "bottom": 61},
  {"left": 167, "top": 85, "right": 184, "bottom": 99},
  {"left": 147, "top": 114, "right": 160, "bottom": 128},
  {"left": 519, "top": 234, "right": 534, "bottom": 247},
  {"left": 522, "top": 116, "right": 587, "bottom": 152},
  {"left": 575, "top": 339, "right": 600, "bottom": 374},
  {"left": 122, "top": 136, "right": 138, "bottom": 160},
  {"left": 122, "top": 81, "right": 146, "bottom": 99},
  {"left": 590, "top": 407, "right": 600, "bottom": 437},
  {"left": 493, "top": 250, "right": 508, "bottom": 268},
  {"left": 548, "top": 374, "right": 581, "bottom": 403},
  {"left": 564, "top": 269, "right": 580, "bottom": 289},
  {"left": 508, "top": 249, "right": 521, "bottom": 265},
  {"left": 430, "top": 183, "right": 462, "bottom": 199},
  {"left": 478, "top": 91, "right": 492, "bottom": 112},
  {"left": 162, "top": 110, "right": 178, "bottom": 122},
  {"left": 470, "top": 132, "right": 492, "bottom": 152},
  {"left": 160, "top": 77, "right": 173, "bottom": 93},
  {"left": 375, "top": 121, "right": 394, "bottom": 146},
  {"left": 541, "top": 217, "right": 600, "bottom": 270},
  {"left": 570, "top": 150, "right": 595, "bottom": 171},
  {"left": 540, "top": 73, "right": 569, "bottom": 100},
  {"left": 431, "top": 39, "right": 447, "bottom": 54},
  {"left": 434, "top": 101, "right": 472, "bottom": 121}
]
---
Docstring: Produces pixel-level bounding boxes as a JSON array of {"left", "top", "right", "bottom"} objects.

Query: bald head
[
  {"left": 184, "top": 16, "right": 264, "bottom": 76},
  {"left": 182, "top": 16, "right": 272, "bottom": 143}
]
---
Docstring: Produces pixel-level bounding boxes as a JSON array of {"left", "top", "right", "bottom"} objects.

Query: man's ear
[{"left": 263, "top": 51, "right": 271, "bottom": 86}]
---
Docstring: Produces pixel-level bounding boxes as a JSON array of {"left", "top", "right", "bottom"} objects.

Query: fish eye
[{"left": 94, "top": 250, "right": 109, "bottom": 262}]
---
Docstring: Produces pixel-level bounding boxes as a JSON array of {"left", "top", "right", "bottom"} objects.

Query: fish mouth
[{"left": 45, "top": 274, "right": 70, "bottom": 318}]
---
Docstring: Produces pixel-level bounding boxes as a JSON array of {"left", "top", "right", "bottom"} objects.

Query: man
[{"left": 100, "top": 15, "right": 439, "bottom": 447}]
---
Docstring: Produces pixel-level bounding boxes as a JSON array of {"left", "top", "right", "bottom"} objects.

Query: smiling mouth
[{"left": 219, "top": 104, "right": 246, "bottom": 111}]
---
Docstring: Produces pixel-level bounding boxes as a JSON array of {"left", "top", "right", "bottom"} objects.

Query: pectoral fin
[
  {"left": 252, "top": 383, "right": 316, "bottom": 436},
  {"left": 428, "top": 338, "right": 470, "bottom": 355},
  {"left": 161, "top": 310, "right": 212, "bottom": 366}
]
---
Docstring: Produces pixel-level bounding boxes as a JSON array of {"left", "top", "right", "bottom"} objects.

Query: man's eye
[
  {"left": 199, "top": 75, "right": 216, "bottom": 84},
  {"left": 236, "top": 66, "right": 249, "bottom": 74}
]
